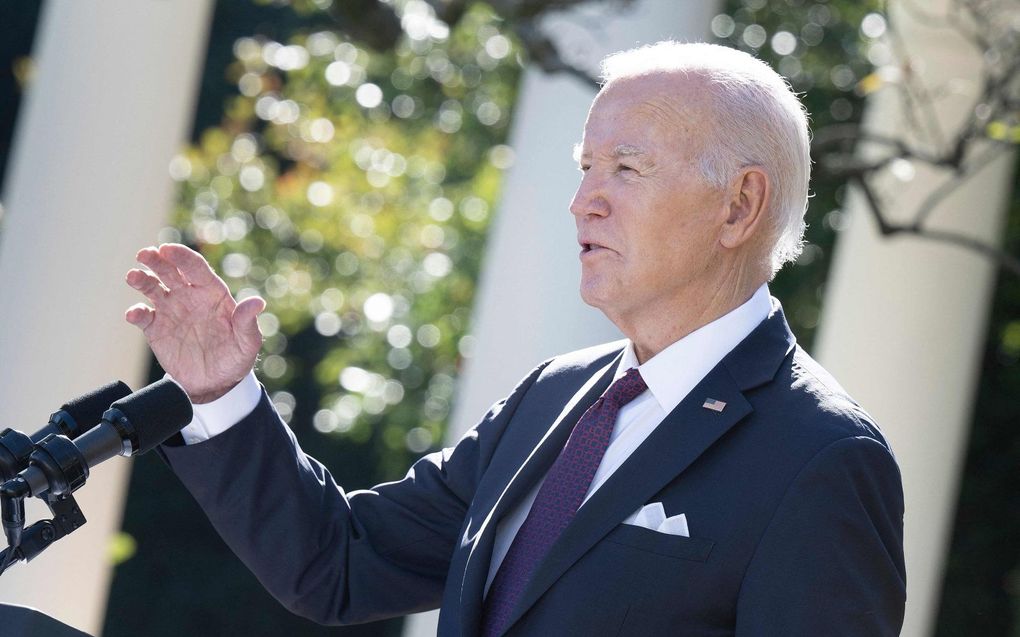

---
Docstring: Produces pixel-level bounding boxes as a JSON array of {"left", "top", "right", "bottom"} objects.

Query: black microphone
[
  {"left": 0, "top": 381, "right": 132, "bottom": 481},
  {"left": 3, "top": 378, "right": 193, "bottom": 499},
  {"left": 32, "top": 380, "right": 133, "bottom": 443}
]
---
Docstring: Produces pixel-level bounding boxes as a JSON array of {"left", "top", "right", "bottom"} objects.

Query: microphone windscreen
[
  {"left": 60, "top": 381, "right": 133, "bottom": 431},
  {"left": 110, "top": 378, "right": 194, "bottom": 454}
]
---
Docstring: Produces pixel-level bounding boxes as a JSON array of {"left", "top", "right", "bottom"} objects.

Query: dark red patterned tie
[{"left": 481, "top": 367, "right": 647, "bottom": 636}]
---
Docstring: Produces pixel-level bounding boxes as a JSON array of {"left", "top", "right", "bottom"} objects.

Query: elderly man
[{"left": 126, "top": 42, "right": 905, "bottom": 635}]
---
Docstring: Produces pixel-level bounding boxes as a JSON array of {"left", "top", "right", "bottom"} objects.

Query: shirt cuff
[{"left": 177, "top": 371, "right": 261, "bottom": 445}]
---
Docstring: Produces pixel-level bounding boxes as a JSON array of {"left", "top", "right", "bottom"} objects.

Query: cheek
[
  {"left": 632, "top": 213, "right": 684, "bottom": 258},
  {"left": 634, "top": 217, "right": 710, "bottom": 278}
]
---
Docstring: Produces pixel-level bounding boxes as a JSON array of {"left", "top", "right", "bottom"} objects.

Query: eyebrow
[
  {"left": 573, "top": 143, "right": 650, "bottom": 161},
  {"left": 612, "top": 144, "right": 646, "bottom": 158}
]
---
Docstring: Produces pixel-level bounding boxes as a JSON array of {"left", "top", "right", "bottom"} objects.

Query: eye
[
  {"left": 578, "top": 163, "right": 591, "bottom": 173},
  {"left": 618, "top": 164, "right": 637, "bottom": 174}
]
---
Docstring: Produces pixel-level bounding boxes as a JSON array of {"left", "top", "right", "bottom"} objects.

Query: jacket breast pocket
[{"left": 605, "top": 523, "right": 715, "bottom": 562}]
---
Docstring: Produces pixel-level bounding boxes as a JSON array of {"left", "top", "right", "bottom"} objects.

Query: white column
[
  {"left": 0, "top": 1, "right": 213, "bottom": 633},
  {"left": 813, "top": 2, "right": 1016, "bottom": 636},
  {"left": 403, "top": 2, "right": 720, "bottom": 634}
]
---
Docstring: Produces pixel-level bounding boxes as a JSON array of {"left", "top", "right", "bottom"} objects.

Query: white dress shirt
[
  {"left": 178, "top": 367, "right": 263, "bottom": 445},
  {"left": 178, "top": 285, "right": 773, "bottom": 597}
]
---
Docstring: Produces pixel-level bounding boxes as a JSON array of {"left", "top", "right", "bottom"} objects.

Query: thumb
[{"left": 232, "top": 296, "right": 267, "bottom": 344}]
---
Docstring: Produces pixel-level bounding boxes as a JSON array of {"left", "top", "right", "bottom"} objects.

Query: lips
[{"left": 578, "top": 237, "right": 610, "bottom": 254}]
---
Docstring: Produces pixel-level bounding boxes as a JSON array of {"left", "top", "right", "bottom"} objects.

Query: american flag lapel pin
[{"left": 702, "top": 398, "right": 726, "bottom": 412}]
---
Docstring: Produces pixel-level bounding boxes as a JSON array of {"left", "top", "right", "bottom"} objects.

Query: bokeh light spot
[
  {"left": 710, "top": 14, "right": 735, "bottom": 39},
  {"left": 307, "top": 181, "right": 334, "bottom": 207},
  {"left": 417, "top": 324, "right": 441, "bottom": 348},
  {"left": 313, "top": 409, "right": 339, "bottom": 433},
  {"left": 356, "top": 83, "right": 384, "bottom": 108},
  {"left": 222, "top": 253, "right": 252, "bottom": 278},
  {"left": 239, "top": 165, "right": 265, "bottom": 192},
  {"left": 262, "top": 355, "right": 288, "bottom": 379},
  {"left": 771, "top": 31, "right": 797, "bottom": 56},
  {"left": 423, "top": 252, "right": 452, "bottom": 277},
  {"left": 476, "top": 101, "right": 501, "bottom": 126},
  {"left": 406, "top": 427, "right": 433, "bottom": 453},
  {"left": 340, "top": 366, "right": 371, "bottom": 392},
  {"left": 309, "top": 118, "right": 335, "bottom": 143},
  {"left": 742, "top": 24, "right": 768, "bottom": 49},
  {"left": 364, "top": 293, "right": 395, "bottom": 322},
  {"left": 387, "top": 324, "right": 414, "bottom": 348},
  {"left": 428, "top": 197, "right": 454, "bottom": 221},
  {"left": 484, "top": 35, "right": 511, "bottom": 60},
  {"left": 489, "top": 145, "right": 515, "bottom": 169},
  {"left": 325, "top": 61, "right": 352, "bottom": 86},
  {"left": 861, "top": 13, "right": 888, "bottom": 39},
  {"left": 168, "top": 155, "right": 192, "bottom": 181},
  {"left": 315, "top": 312, "right": 343, "bottom": 336}
]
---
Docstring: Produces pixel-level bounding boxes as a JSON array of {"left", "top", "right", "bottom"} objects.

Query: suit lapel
[
  {"left": 500, "top": 302, "right": 797, "bottom": 633},
  {"left": 501, "top": 365, "right": 751, "bottom": 632},
  {"left": 457, "top": 352, "right": 622, "bottom": 636}
]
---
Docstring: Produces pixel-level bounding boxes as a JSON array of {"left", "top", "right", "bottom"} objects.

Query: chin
[{"left": 579, "top": 280, "right": 612, "bottom": 312}]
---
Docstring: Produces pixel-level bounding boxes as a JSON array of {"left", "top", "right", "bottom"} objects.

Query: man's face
[{"left": 571, "top": 73, "right": 727, "bottom": 326}]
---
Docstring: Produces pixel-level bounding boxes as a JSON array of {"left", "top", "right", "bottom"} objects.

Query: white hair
[{"left": 601, "top": 41, "right": 811, "bottom": 275}]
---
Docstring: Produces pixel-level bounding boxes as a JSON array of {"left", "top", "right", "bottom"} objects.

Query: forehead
[{"left": 579, "top": 73, "right": 709, "bottom": 153}]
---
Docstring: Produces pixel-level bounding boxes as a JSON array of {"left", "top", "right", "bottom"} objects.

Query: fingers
[
  {"left": 124, "top": 303, "right": 155, "bottom": 331},
  {"left": 233, "top": 296, "right": 266, "bottom": 349},
  {"left": 125, "top": 268, "right": 169, "bottom": 302},
  {"left": 234, "top": 295, "right": 267, "bottom": 323},
  {"left": 136, "top": 246, "right": 188, "bottom": 290},
  {"left": 159, "top": 243, "right": 223, "bottom": 288}
]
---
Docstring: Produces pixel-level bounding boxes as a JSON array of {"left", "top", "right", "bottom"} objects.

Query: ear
[{"left": 719, "top": 166, "right": 769, "bottom": 249}]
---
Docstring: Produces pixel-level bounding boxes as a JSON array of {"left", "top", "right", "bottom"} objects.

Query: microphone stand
[
  {"left": 0, "top": 490, "right": 88, "bottom": 575},
  {"left": 0, "top": 432, "right": 93, "bottom": 576}
]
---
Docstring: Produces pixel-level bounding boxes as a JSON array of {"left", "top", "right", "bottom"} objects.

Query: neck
[{"left": 616, "top": 267, "right": 765, "bottom": 364}]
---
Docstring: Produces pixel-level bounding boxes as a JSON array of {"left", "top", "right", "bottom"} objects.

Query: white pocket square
[{"left": 623, "top": 503, "right": 690, "bottom": 537}]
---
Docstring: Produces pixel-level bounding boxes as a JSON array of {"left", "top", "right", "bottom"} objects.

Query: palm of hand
[
  {"left": 126, "top": 244, "right": 265, "bottom": 403},
  {"left": 147, "top": 281, "right": 258, "bottom": 401}
]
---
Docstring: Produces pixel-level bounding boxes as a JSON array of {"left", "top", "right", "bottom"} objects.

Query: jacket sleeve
[
  {"left": 735, "top": 435, "right": 906, "bottom": 636},
  {"left": 158, "top": 360, "right": 549, "bottom": 626}
]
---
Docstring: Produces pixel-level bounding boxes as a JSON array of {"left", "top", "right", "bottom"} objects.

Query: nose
[{"left": 569, "top": 171, "right": 609, "bottom": 219}]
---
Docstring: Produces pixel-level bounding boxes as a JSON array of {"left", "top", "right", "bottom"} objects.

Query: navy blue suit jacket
[{"left": 161, "top": 302, "right": 906, "bottom": 635}]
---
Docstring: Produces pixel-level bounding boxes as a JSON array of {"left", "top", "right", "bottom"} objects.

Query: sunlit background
[{"left": 0, "top": 0, "right": 1017, "bottom": 636}]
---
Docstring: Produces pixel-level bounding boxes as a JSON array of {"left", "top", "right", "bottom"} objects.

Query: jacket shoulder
[
  {"left": 777, "top": 345, "right": 892, "bottom": 452},
  {"left": 538, "top": 339, "right": 628, "bottom": 380}
]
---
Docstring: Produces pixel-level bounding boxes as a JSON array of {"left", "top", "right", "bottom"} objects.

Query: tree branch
[
  {"left": 511, "top": 20, "right": 601, "bottom": 90},
  {"left": 913, "top": 143, "right": 1012, "bottom": 228},
  {"left": 850, "top": 175, "right": 1020, "bottom": 277}
]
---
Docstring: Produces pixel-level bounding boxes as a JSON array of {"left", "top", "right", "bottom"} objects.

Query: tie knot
[{"left": 604, "top": 367, "right": 647, "bottom": 407}]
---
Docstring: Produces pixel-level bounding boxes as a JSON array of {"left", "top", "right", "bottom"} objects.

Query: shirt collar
[{"left": 615, "top": 284, "right": 772, "bottom": 413}]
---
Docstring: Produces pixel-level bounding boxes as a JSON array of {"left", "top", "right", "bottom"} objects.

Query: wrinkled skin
[{"left": 125, "top": 243, "right": 265, "bottom": 403}]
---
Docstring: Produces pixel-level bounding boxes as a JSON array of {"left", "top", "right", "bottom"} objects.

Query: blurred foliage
[{"left": 162, "top": 0, "right": 521, "bottom": 479}]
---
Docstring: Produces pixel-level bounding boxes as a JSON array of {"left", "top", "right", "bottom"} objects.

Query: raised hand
[{"left": 125, "top": 243, "right": 266, "bottom": 403}]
